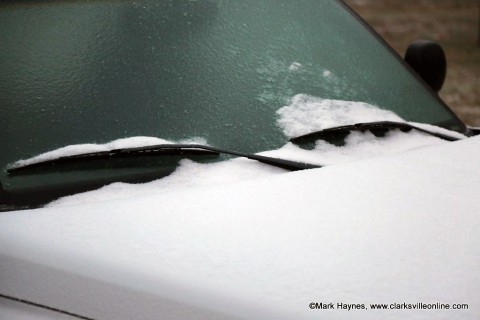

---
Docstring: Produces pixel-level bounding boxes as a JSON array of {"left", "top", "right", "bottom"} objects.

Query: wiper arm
[
  {"left": 8, "top": 144, "right": 320, "bottom": 173},
  {"left": 290, "top": 121, "right": 461, "bottom": 145},
  {"left": 198, "top": 144, "right": 320, "bottom": 171}
]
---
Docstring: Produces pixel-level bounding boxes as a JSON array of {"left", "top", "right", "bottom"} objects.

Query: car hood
[{"left": 1, "top": 136, "right": 480, "bottom": 320}]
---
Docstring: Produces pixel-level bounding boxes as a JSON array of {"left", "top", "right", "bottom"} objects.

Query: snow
[
  {"left": 275, "top": 94, "right": 466, "bottom": 140},
  {"left": 262, "top": 130, "right": 449, "bottom": 165},
  {"left": 408, "top": 121, "right": 467, "bottom": 140},
  {"left": 1, "top": 94, "right": 478, "bottom": 319},
  {"left": 276, "top": 94, "right": 406, "bottom": 138},
  {"left": 45, "top": 129, "right": 448, "bottom": 207},
  {"left": 47, "top": 157, "right": 285, "bottom": 207},
  {"left": 1, "top": 135, "right": 480, "bottom": 320}
]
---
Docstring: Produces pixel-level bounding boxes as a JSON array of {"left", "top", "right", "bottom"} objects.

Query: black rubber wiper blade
[
  {"left": 8, "top": 144, "right": 320, "bottom": 173},
  {"left": 290, "top": 121, "right": 461, "bottom": 144},
  {"left": 7, "top": 144, "right": 219, "bottom": 173}
]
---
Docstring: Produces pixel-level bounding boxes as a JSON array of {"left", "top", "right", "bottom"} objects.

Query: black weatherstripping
[{"left": 290, "top": 121, "right": 461, "bottom": 145}]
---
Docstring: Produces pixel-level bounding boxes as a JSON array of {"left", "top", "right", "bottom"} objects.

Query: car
[{"left": 1, "top": 0, "right": 479, "bottom": 319}]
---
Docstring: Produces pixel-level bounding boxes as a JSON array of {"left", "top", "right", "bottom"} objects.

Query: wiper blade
[
  {"left": 290, "top": 121, "right": 461, "bottom": 144},
  {"left": 7, "top": 145, "right": 219, "bottom": 173},
  {"left": 8, "top": 144, "right": 320, "bottom": 173}
]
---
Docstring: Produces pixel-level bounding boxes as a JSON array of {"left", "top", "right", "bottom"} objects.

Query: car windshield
[{"left": 0, "top": 0, "right": 465, "bottom": 207}]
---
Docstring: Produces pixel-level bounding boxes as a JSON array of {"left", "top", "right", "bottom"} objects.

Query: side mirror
[{"left": 404, "top": 40, "right": 447, "bottom": 92}]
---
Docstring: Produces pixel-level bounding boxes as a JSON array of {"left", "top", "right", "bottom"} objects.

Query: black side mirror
[{"left": 404, "top": 40, "right": 447, "bottom": 92}]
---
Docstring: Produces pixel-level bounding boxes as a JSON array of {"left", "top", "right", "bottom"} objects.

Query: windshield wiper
[
  {"left": 7, "top": 144, "right": 321, "bottom": 174},
  {"left": 290, "top": 121, "right": 461, "bottom": 145}
]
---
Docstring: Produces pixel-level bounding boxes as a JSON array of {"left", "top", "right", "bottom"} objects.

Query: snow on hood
[
  {"left": 1, "top": 136, "right": 480, "bottom": 320},
  {"left": 46, "top": 130, "right": 451, "bottom": 207},
  {"left": 0, "top": 92, "right": 478, "bottom": 318}
]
